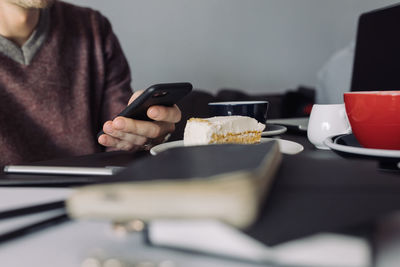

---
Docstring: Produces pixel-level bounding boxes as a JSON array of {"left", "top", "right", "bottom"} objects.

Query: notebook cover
[
  {"left": 109, "top": 141, "right": 281, "bottom": 182},
  {"left": 67, "top": 142, "right": 282, "bottom": 229}
]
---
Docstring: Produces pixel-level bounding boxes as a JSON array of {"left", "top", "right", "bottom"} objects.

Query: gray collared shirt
[{"left": 0, "top": 8, "right": 50, "bottom": 65}]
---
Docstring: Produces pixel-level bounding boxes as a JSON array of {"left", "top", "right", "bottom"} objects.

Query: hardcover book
[{"left": 67, "top": 141, "right": 282, "bottom": 229}]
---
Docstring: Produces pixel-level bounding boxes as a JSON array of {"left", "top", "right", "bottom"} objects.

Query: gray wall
[{"left": 65, "top": 0, "right": 400, "bottom": 94}]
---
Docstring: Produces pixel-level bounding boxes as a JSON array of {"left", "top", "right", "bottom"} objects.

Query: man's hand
[{"left": 98, "top": 90, "right": 181, "bottom": 151}]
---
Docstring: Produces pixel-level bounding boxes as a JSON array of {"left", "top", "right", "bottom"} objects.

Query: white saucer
[
  {"left": 324, "top": 134, "right": 400, "bottom": 170},
  {"left": 324, "top": 134, "right": 400, "bottom": 159},
  {"left": 262, "top": 124, "right": 287, "bottom": 137},
  {"left": 150, "top": 138, "right": 304, "bottom": 156}
]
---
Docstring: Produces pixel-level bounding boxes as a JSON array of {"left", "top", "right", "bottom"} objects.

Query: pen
[
  {"left": 0, "top": 200, "right": 69, "bottom": 244},
  {"left": 0, "top": 213, "right": 70, "bottom": 244},
  {"left": 0, "top": 200, "right": 66, "bottom": 220}
]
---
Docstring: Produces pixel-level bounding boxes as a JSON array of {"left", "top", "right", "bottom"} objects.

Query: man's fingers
[
  {"left": 98, "top": 90, "right": 180, "bottom": 151},
  {"left": 103, "top": 119, "right": 146, "bottom": 143},
  {"left": 147, "top": 104, "right": 181, "bottom": 123},
  {"left": 98, "top": 133, "right": 147, "bottom": 151},
  {"left": 127, "top": 90, "right": 181, "bottom": 123},
  {"left": 108, "top": 117, "right": 174, "bottom": 139}
]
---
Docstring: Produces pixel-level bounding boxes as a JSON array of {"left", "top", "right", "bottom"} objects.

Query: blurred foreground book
[
  {"left": 67, "top": 141, "right": 282, "bottom": 229},
  {"left": 148, "top": 220, "right": 371, "bottom": 267}
]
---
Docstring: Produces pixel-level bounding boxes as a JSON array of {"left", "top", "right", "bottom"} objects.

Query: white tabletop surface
[
  {"left": 0, "top": 188, "right": 269, "bottom": 267},
  {"left": 0, "top": 188, "right": 372, "bottom": 267}
]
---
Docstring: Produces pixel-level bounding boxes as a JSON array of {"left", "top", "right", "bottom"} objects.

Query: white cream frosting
[{"left": 183, "top": 116, "right": 266, "bottom": 146}]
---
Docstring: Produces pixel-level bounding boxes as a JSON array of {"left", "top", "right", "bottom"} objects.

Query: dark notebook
[
  {"left": 0, "top": 142, "right": 281, "bottom": 188},
  {"left": 111, "top": 142, "right": 281, "bottom": 182},
  {"left": 66, "top": 142, "right": 282, "bottom": 229}
]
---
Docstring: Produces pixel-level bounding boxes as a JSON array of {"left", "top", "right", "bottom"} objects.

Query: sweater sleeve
[{"left": 98, "top": 14, "right": 133, "bottom": 125}]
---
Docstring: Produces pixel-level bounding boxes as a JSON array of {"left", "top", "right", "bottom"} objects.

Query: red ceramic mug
[{"left": 344, "top": 91, "right": 400, "bottom": 150}]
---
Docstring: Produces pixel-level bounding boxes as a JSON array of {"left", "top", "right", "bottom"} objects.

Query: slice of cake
[{"left": 183, "top": 116, "right": 266, "bottom": 146}]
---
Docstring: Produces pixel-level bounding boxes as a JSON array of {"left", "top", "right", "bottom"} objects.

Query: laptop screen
[{"left": 351, "top": 4, "right": 400, "bottom": 91}]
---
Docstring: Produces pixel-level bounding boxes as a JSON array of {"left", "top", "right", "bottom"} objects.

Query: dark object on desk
[
  {"left": 0, "top": 175, "right": 100, "bottom": 187},
  {"left": 111, "top": 142, "right": 280, "bottom": 182},
  {"left": 325, "top": 134, "right": 400, "bottom": 171},
  {"left": 208, "top": 100, "right": 269, "bottom": 125},
  {"left": 2, "top": 134, "right": 400, "bottom": 248},
  {"left": 0, "top": 201, "right": 68, "bottom": 245},
  {"left": 0, "top": 142, "right": 282, "bottom": 244},
  {"left": 0, "top": 200, "right": 65, "bottom": 220},
  {"left": 246, "top": 143, "right": 400, "bottom": 245},
  {"left": 351, "top": 3, "right": 400, "bottom": 91},
  {"left": 0, "top": 150, "right": 146, "bottom": 187},
  {"left": 215, "top": 87, "right": 315, "bottom": 119},
  {"left": 66, "top": 142, "right": 282, "bottom": 229},
  {"left": 0, "top": 213, "right": 70, "bottom": 244},
  {"left": 213, "top": 89, "right": 283, "bottom": 119}
]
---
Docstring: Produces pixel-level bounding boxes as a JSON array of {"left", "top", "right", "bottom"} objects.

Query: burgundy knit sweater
[{"left": 0, "top": 1, "right": 132, "bottom": 165}]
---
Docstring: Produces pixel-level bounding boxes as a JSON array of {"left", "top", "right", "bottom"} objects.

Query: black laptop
[{"left": 351, "top": 3, "right": 400, "bottom": 91}]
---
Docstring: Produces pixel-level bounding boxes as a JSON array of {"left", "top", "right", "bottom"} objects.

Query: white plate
[
  {"left": 324, "top": 134, "right": 400, "bottom": 170},
  {"left": 262, "top": 124, "right": 287, "bottom": 137},
  {"left": 150, "top": 138, "right": 304, "bottom": 156},
  {"left": 324, "top": 134, "right": 400, "bottom": 159}
]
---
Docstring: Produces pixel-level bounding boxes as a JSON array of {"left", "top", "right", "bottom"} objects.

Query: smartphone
[{"left": 98, "top": 82, "right": 193, "bottom": 138}]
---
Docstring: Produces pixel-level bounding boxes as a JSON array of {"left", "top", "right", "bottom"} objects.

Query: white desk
[
  {"left": 0, "top": 188, "right": 268, "bottom": 267},
  {"left": 0, "top": 188, "right": 371, "bottom": 267}
]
